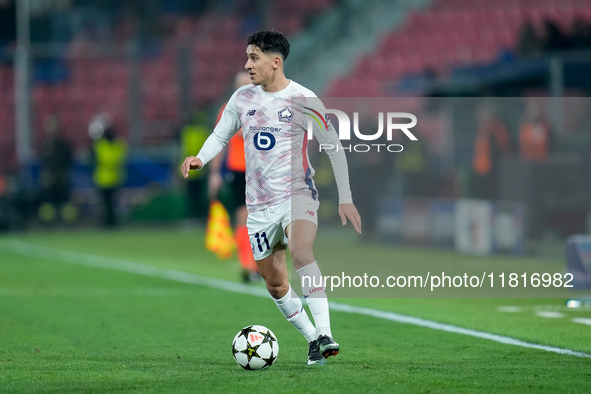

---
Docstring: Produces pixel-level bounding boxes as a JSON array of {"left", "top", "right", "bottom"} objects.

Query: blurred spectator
[
  {"left": 1, "top": 175, "right": 34, "bottom": 231},
  {"left": 516, "top": 18, "right": 591, "bottom": 57},
  {"left": 517, "top": 21, "right": 542, "bottom": 57},
  {"left": 0, "top": 173, "right": 6, "bottom": 195},
  {"left": 395, "top": 139, "right": 430, "bottom": 198},
  {"left": 91, "top": 120, "right": 127, "bottom": 228},
  {"left": 0, "top": 0, "right": 15, "bottom": 53},
  {"left": 0, "top": 173, "right": 9, "bottom": 231},
  {"left": 70, "top": 0, "right": 119, "bottom": 42},
  {"left": 519, "top": 98, "right": 553, "bottom": 163},
  {"left": 179, "top": 111, "right": 209, "bottom": 221},
  {"left": 37, "top": 115, "right": 75, "bottom": 225},
  {"left": 541, "top": 20, "right": 569, "bottom": 52},
  {"left": 470, "top": 101, "right": 512, "bottom": 200},
  {"left": 569, "top": 19, "right": 591, "bottom": 50}
]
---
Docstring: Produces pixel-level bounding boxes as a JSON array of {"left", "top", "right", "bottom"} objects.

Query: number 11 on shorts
[{"left": 254, "top": 232, "right": 271, "bottom": 252}]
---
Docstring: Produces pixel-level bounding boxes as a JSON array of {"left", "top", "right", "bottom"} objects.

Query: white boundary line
[{"left": 3, "top": 239, "right": 590, "bottom": 359}]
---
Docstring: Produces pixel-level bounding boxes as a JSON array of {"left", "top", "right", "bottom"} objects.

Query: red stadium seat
[{"left": 326, "top": 0, "right": 589, "bottom": 96}]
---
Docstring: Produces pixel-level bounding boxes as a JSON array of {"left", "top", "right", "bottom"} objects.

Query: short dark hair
[{"left": 247, "top": 30, "right": 290, "bottom": 60}]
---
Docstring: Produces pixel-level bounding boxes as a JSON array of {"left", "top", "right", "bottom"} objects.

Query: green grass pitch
[{"left": 1, "top": 227, "right": 590, "bottom": 393}]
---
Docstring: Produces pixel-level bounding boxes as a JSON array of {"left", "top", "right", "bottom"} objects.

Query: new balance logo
[
  {"left": 305, "top": 210, "right": 315, "bottom": 216},
  {"left": 249, "top": 333, "right": 263, "bottom": 343},
  {"left": 247, "top": 110, "right": 256, "bottom": 116}
]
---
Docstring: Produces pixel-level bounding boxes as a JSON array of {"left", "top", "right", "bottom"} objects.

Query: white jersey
[{"left": 197, "top": 80, "right": 352, "bottom": 213}]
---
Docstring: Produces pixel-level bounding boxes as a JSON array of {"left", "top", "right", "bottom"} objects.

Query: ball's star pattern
[
  {"left": 238, "top": 325, "right": 257, "bottom": 340},
  {"left": 241, "top": 343, "right": 261, "bottom": 362},
  {"left": 261, "top": 352, "right": 277, "bottom": 368},
  {"left": 261, "top": 329, "right": 276, "bottom": 344}
]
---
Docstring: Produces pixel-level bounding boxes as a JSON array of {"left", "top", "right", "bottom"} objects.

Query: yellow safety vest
[
  {"left": 180, "top": 124, "right": 208, "bottom": 179},
  {"left": 398, "top": 143, "right": 426, "bottom": 173},
  {"left": 93, "top": 138, "right": 127, "bottom": 188}
]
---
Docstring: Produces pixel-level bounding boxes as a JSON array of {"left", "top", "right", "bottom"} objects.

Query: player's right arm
[{"left": 181, "top": 92, "right": 241, "bottom": 179}]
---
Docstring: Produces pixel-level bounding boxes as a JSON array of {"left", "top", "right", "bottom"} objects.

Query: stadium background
[{"left": 1, "top": 1, "right": 591, "bottom": 391}]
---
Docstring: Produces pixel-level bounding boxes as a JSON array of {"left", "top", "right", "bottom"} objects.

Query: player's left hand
[{"left": 338, "top": 203, "right": 362, "bottom": 234}]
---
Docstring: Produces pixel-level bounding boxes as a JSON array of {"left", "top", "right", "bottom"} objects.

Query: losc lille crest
[{"left": 278, "top": 107, "right": 293, "bottom": 123}]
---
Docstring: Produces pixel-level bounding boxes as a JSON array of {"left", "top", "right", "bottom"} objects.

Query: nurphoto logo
[{"left": 306, "top": 109, "right": 418, "bottom": 153}]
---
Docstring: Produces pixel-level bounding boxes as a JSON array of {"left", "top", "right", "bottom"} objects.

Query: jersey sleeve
[
  {"left": 304, "top": 97, "right": 353, "bottom": 205},
  {"left": 196, "top": 91, "right": 241, "bottom": 166}
]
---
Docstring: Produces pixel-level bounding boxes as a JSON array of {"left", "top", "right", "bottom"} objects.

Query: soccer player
[
  {"left": 209, "top": 71, "right": 260, "bottom": 283},
  {"left": 182, "top": 30, "right": 361, "bottom": 365}
]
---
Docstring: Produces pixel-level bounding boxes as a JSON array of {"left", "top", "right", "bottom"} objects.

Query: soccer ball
[{"left": 231, "top": 325, "right": 279, "bottom": 370}]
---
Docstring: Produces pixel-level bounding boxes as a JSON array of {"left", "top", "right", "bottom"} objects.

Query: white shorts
[{"left": 247, "top": 196, "right": 319, "bottom": 261}]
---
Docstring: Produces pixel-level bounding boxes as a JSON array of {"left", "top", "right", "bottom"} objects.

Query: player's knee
[
  {"left": 290, "top": 248, "right": 314, "bottom": 268},
  {"left": 266, "top": 282, "right": 289, "bottom": 299}
]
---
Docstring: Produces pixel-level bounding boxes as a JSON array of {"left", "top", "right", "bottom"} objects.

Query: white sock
[
  {"left": 272, "top": 285, "right": 317, "bottom": 342},
  {"left": 297, "top": 261, "right": 332, "bottom": 338}
]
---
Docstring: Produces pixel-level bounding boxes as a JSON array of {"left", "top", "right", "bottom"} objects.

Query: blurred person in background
[
  {"left": 0, "top": 0, "right": 15, "bottom": 56},
  {"left": 519, "top": 98, "right": 553, "bottom": 163},
  {"left": 517, "top": 21, "right": 543, "bottom": 57},
  {"left": 541, "top": 20, "right": 569, "bottom": 52},
  {"left": 37, "top": 115, "right": 76, "bottom": 225},
  {"left": 395, "top": 140, "right": 430, "bottom": 198},
  {"left": 569, "top": 19, "right": 591, "bottom": 50},
  {"left": 0, "top": 172, "right": 9, "bottom": 231},
  {"left": 91, "top": 119, "right": 127, "bottom": 228},
  {"left": 179, "top": 111, "right": 210, "bottom": 222},
  {"left": 471, "top": 101, "right": 512, "bottom": 200},
  {"left": 208, "top": 71, "right": 260, "bottom": 282}
]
